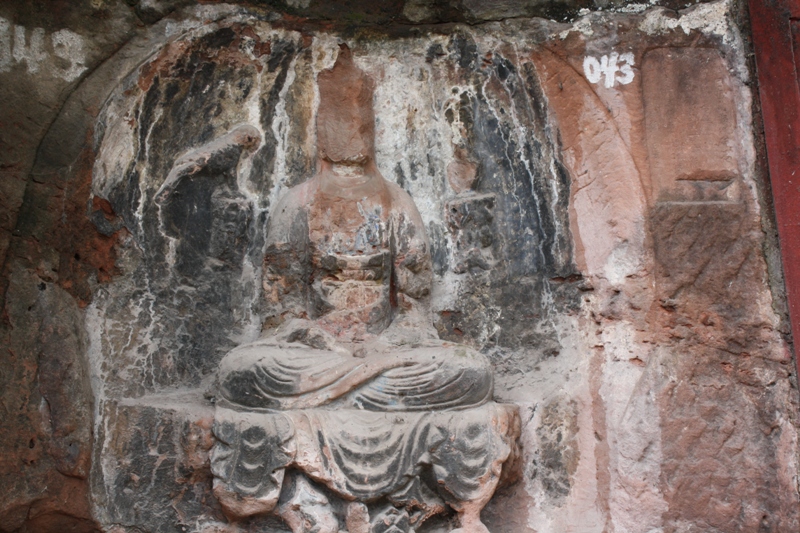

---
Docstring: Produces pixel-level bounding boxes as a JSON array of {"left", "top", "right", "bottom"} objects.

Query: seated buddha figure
[{"left": 210, "top": 45, "right": 519, "bottom": 533}]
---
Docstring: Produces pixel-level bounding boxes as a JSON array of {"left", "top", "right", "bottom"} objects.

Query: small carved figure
[{"left": 205, "top": 45, "right": 519, "bottom": 533}]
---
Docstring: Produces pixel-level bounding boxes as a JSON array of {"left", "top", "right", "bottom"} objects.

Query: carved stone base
[{"left": 211, "top": 403, "right": 520, "bottom": 532}]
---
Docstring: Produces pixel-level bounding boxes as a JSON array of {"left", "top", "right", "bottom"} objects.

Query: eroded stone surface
[
  {"left": 643, "top": 47, "right": 741, "bottom": 201},
  {"left": 1, "top": 1, "right": 798, "bottom": 532},
  {"left": 206, "top": 46, "right": 520, "bottom": 533}
]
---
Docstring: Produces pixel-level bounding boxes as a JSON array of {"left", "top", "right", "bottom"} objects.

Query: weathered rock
[
  {"left": 206, "top": 46, "right": 520, "bottom": 533},
  {"left": 1, "top": 1, "right": 798, "bottom": 532},
  {"left": 643, "top": 47, "right": 742, "bottom": 202},
  {"left": 0, "top": 273, "right": 98, "bottom": 532},
  {"left": 95, "top": 392, "right": 220, "bottom": 533},
  {"left": 0, "top": 4, "right": 141, "bottom": 526}
]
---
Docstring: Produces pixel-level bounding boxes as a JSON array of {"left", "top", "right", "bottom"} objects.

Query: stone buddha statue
[{"left": 208, "top": 45, "right": 519, "bottom": 533}]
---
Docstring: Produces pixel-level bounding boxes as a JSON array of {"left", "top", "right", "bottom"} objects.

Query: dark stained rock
[
  {"left": 96, "top": 395, "right": 220, "bottom": 533},
  {"left": 0, "top": 1, "right": 798, "bottom": 532}
]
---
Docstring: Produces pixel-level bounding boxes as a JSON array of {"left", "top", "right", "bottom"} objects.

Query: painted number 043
[{"left": 583, "top": 52, "right": 635, "bottom": 88}]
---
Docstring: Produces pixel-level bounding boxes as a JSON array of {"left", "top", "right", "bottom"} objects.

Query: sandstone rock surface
[{"left": 0, "top": 1, "right": 797, "bottom": 532}]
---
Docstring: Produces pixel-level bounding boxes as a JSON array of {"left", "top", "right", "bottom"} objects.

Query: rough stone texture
[
  {"left": 1, "top": 275, "right": 97, "bottom": 532},
  {"left": 0, "top": 0, "right": 798, "bottom": 532},
  {"left": 98, "top": 392, "right": 219, "bottom": 533},
  {"left": 202, "top": 47, "right": 520, "bottom": 533},
  {"left": 0, "top": 3, "right": 139, "bottom": 529},
  {"left": 643, "top": 47, "right": 741, "bottom": 201}
]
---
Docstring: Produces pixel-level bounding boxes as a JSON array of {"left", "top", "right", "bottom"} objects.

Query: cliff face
[{"left": 1, "top": 1, "right": 798, "bottom": 532}]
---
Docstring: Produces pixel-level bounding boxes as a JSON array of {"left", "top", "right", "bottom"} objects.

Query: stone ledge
[
  {"left": 97, "top": 390, "right": 227, "bottom": 533},
  {"left": 97, "top": 393, "right": 521, "bottom": 533}
]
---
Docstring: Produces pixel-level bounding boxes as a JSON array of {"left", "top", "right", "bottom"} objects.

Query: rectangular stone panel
[{"left": 642, "top": 47, "right": 740, "bottom": 202}]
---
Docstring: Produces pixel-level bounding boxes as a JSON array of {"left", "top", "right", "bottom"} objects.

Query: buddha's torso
[{"left": 305, "top": 175, "right": 395, "bottom": 341}]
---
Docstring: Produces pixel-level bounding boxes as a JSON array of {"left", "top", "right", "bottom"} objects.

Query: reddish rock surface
[
  {"left": 0, "top": 1, "right": 797, "bottom": 532},
  {"left": 642, "top": 47, "right": 741, "bottom": 201}
]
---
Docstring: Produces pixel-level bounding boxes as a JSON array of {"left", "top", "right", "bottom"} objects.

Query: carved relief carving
[{"left": 203, "top": 45, "right": 520, "bottom": 533}]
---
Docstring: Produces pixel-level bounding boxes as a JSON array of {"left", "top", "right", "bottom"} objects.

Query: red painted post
[{"left": 749, "top": 0, "right": 800, "bottom": 371}]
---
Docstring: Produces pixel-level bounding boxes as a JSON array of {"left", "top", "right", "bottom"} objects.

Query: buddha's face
[
  {"left": 317, "top": 111, "right": 373, "bottom": 165},
  {"left": 316, "top": 45, "right": 375, "bottom": 166}
]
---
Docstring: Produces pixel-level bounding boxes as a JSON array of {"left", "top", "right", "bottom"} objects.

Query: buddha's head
[{"left": 316, "top": 44, "right": 375, "bottom": 166}]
